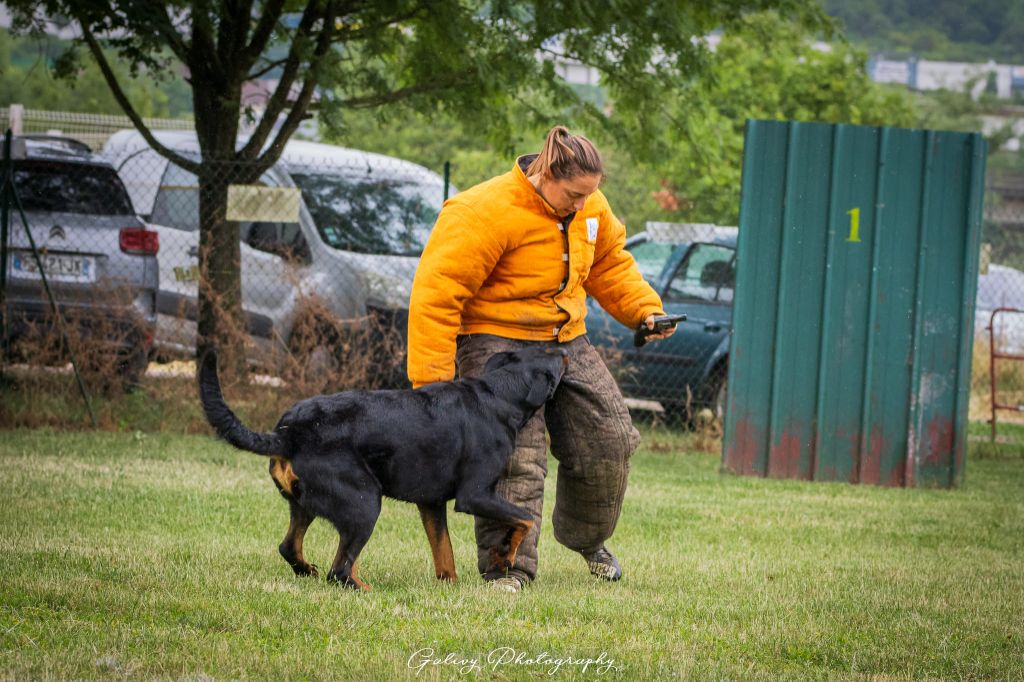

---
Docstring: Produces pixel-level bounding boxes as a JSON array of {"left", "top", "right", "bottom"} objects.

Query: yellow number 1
[{"left": 846, "top": 207, "right": 861, "bottom": 243}]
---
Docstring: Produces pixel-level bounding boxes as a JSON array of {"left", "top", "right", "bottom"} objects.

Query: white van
[{"left": 103, "top": 130, "right": 450, "bottom": 378}]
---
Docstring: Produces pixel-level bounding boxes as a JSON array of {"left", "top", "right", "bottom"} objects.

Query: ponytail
[{"left": 526, "top": 126, "right": 604, "bottom": 180}]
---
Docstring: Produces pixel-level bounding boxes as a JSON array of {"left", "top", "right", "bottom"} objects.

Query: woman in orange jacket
[{"left": 407, "top": 125, "right": 675, "bottom": 592}]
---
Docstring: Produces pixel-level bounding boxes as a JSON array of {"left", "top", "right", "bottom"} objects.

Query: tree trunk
[
  {"left": 190, "top": 62, "right": 256, "bottom": 380},
  {"left": 196, "top": 164, "right": 246, "bottom": 378}
]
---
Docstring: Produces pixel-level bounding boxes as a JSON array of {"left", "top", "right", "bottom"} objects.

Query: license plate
[{"left": 10, "top": 252, "right": 97, "bottom": 283}]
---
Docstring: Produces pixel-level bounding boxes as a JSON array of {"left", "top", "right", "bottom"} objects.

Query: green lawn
[{"left": 0, "top": 427, "right": 1022, "bottom": 680}]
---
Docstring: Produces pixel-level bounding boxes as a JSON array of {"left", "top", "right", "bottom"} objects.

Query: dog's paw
[
  {"left": 326, "top": 570, "right": 371, "bottom": 591},
  {"left": 290, "top": 561, "right": 319, "bottom": 578},
  {"left": 436, "top": 570, "right": 458, "bottom": 583},
  {"left": 486, "top": 549, "right": 514, "bottom": 573}
]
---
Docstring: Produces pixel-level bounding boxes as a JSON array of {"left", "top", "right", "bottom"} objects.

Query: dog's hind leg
[
  {"left": 454, "top": 492, "right": 533, "bottom": 574},
  {"left": 279, "top": 500, "right": 318, "bottom": 577},
  {"left": 417, "top": 503, "right": 457, "bottom": 583},
  {"left": 323, "top": 483, "right": 382, "bottom": 591}
]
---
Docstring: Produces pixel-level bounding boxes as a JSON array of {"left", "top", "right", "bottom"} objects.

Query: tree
[
  {"left": 7, "top": 0, "right": 831, "bottom": 367},
  {"left": 622, "top": 12, "right": 918, "bottom": 225},
  {"left": 325, "top": 106, "right": 670, "bottom": 236}
]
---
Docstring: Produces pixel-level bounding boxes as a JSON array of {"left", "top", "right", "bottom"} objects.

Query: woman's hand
[{"left": 643, "top": 314, "right": 678, "bottom": 342}]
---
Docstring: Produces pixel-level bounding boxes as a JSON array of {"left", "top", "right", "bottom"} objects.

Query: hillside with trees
[{"left": 822, "top": 0, "right": 1024, "bottom": 63}]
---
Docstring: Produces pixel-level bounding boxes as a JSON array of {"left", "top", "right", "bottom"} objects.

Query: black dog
[{"left": 199, "top": 346, "right": 567, "bottom": 590}]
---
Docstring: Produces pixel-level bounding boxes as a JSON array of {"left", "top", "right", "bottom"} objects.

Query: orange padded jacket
[{"left": 407, "top": 157, "right": 664, "bottom": 388}]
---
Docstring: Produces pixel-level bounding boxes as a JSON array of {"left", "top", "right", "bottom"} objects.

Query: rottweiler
[{"left": 198, "top": 346, "right": 567, "bottom": 590}]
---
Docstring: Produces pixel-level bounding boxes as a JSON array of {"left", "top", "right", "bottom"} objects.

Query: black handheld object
[{"left": 633, "top": 313, "right": 687, "bottom": 347}]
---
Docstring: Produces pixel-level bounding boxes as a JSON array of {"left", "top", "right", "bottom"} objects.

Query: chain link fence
[
  {"left": 0, "top": 106, "right": 1021, "bottom": 447},
  {"left": 974, "top": 170, "right": 1024, "bottom": 450}
]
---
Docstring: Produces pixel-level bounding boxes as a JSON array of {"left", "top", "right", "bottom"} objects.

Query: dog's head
[{"left": 484, "top": 346, "right": 569, "bottom": 410}]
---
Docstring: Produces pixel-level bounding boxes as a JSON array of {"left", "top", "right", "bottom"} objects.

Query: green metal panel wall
[{"left": 723, "top": 120, "right": 986, "bottom": 488}]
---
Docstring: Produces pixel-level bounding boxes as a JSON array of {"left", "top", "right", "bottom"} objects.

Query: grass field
[{"left": 1, "top": 427, "right": 1022, "bottom": 680}]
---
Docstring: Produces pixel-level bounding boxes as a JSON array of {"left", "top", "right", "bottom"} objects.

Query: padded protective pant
[{"left": 455, "top": 333, "right": 640, "bottom": 583}]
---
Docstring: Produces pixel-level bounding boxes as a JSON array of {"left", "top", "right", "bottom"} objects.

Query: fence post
[
  {"left": 1, "top": 130, "right": 10, "bottom": 358},
  {"left": 443, "top": 160, "right": 450, "bottom": 202},
  {"left": 9, "top": 105, "right": 23, "bottom": 136}
]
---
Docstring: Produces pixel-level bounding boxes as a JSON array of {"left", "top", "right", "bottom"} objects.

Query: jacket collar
[{"left": 514, "top": 154, "right": 561, "bottom": 218}]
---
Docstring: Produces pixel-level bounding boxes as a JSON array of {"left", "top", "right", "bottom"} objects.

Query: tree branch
[
  {"left": 76, "top": 20, "right": 201, "bottom": 175},
  {"left": 153, "top": 6, "right": 192, "bottom": 64},
  {"left": 334, "top": 3, "right": 426, "bottom": 41},
  {"left": 237, "top": 0, "right": 326, "bottom": 160},
  {"left": 338, "top": 70, "right": 476, "bottom": 109},
  {"left": 243, "top": 0, "right": 288, "bottom": 68},
  {"left": 255, "top": 3, "right": 340, "bottom": 173},
  {"left": 216, "top": 0, "right": 250, "bottom": 76},
  {"left": 247, "top": 57, "right": 290, "bottom": 81},
  {"left": 191, "top": 0, "right": 224, "bottom": 78}
]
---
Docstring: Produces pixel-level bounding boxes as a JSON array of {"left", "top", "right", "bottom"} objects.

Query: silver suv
[
  {"left": 103, "top": 130, "right": 449, "bottom": 387},
  {"left": 2, "top": 135, "right": 158, "bottom": 386}
]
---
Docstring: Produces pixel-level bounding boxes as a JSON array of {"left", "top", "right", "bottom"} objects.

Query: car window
[
  {"left": 666, "top": 243, "right": 736, "bottom": 303},
  {"left": 150, "top": 162, "right": 199, "bottom": 232},
  {"left": 626, "top": 239, "right": 676, "bottom": 285},
  {"left": 240, "top": 220, "right": 311, "bottom": 264},
  {"left": 151, "top": 164, "right": 294, "bottom": 262},
  {"left": 14, "top": 160, "right": 134, "bottom": 215},
  {"left": 290, "top": 171, "right": 442, "bottom": 257}
]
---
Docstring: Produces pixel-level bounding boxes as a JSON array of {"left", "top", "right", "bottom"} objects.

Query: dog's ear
[
  {"left": 484, "top": 351, "right": 519, "bottom": 375},
  {"left": 524, "top": 369, "right": 556, "bottom": 408}
]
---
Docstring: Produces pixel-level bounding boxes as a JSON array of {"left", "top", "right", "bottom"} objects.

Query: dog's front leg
[
  {"left": 486, "top": 518, "right": 534, "bottom": 573},
  {"left": 328, "top": 543, "right": 372, "bottom": 591},
  {"left": 454, "top": 490, "right": 533, "bottom": 574},
  {"left": 417, "top": 503, "right": 457, "bottom": 583}
]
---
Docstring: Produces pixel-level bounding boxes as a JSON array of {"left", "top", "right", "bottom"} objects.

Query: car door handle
[
  {"left": 704, "top": 323, "right": 723, "bottom": 333},
  {"left": 188, "top": 246, "right": 199, "bottom": 258}
]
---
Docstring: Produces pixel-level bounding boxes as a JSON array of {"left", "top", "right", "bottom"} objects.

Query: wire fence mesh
[
  {"left": 0, "top": 106, "right": 1022, "bottom": 449},
  {"left": 975, "top": 170, "right": 1024, "bottom": 449}
]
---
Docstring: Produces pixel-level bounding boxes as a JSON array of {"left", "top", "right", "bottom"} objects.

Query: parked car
[
  {"left": 2, "top": 135, "right": 158, "bottom": 386},
  {"left": 975, "top": 263, "right": 1024, "bottom": 354},
  {"left": 586, "top": 222, "right": 736, "bottom": 419},
  {"left": 102, "top": 131, "right": 450, "bottom": 385}
]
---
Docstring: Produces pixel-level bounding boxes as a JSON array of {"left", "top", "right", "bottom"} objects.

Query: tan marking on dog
[
  {"left": 485, "top": 518, "right": 535, "bottom": 574},
  {"left": 506, "top": 518, "right": 534, "bottom": 565},
  {"left": 331, "top": 543, "right": 372, "bottom": 591},
  {"left": 269, "top": 456, "right": 298, "bottom": 495},
  {"left": 351, "top": 560, "right": 371, "bottom": 591},
  {"left": 418, "top": 505, "right": 458, "bottom": 582}
]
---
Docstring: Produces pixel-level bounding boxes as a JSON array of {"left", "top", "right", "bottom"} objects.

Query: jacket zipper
[{"left": 553, "top": 214, "right": 574, "bottom": 337}]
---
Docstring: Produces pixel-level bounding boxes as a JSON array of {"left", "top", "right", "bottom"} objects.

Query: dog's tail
[{"left": 198, "top": 352, "right": 284, "bottom": 456}]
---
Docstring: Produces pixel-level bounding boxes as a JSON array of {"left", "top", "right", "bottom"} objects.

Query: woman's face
[{"left": 540, "top": 173, "right": 602, "bottom": 217}]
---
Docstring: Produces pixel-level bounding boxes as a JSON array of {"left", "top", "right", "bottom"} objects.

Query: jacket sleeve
[
  {"left": 583, "top": 204, "right": 664, "bottom": 328},
  {"left": 407, "top": 203, "right": 505, "bottom": 388}
]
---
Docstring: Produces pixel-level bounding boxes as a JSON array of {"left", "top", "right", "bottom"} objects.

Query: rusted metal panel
[{"left": 723, "top": 120, "right": 986, "bottom": 488}]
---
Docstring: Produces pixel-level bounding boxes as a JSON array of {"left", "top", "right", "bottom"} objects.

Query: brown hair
[{"left": 526, "top": 125, "right": 604, "bottom": 180}]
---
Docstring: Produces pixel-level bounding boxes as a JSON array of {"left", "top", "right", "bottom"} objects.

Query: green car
[{"left": 586, "top": 223, "right": 737, "bottom": 420}]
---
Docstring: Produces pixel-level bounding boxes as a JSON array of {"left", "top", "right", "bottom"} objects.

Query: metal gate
[{"left": 724, "top": 120, "right": 987, "bottom": 488}]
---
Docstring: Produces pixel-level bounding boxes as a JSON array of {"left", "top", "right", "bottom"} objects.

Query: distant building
[{"left": 868, "top": 57, "right": 1024, "bottom": 100}]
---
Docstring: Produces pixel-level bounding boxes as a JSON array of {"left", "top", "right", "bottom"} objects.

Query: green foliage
[
  {"left": 618, "top": 12, "right": 918, "bottom": 224},
  {"left": 0, "top": 28, "right": 192, "bottom": 117},
  {"left": 323, "top": 106, "right": 673, "bottom": 235},
  {"left": 329, "top": 12, "right": 919, "bottom": 230},
  {"left": 823, "top": 0, "right": 1024, "bottom": 63},
  {"left": 3, "top": 0, "right": 833, "bottom": 361}
]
